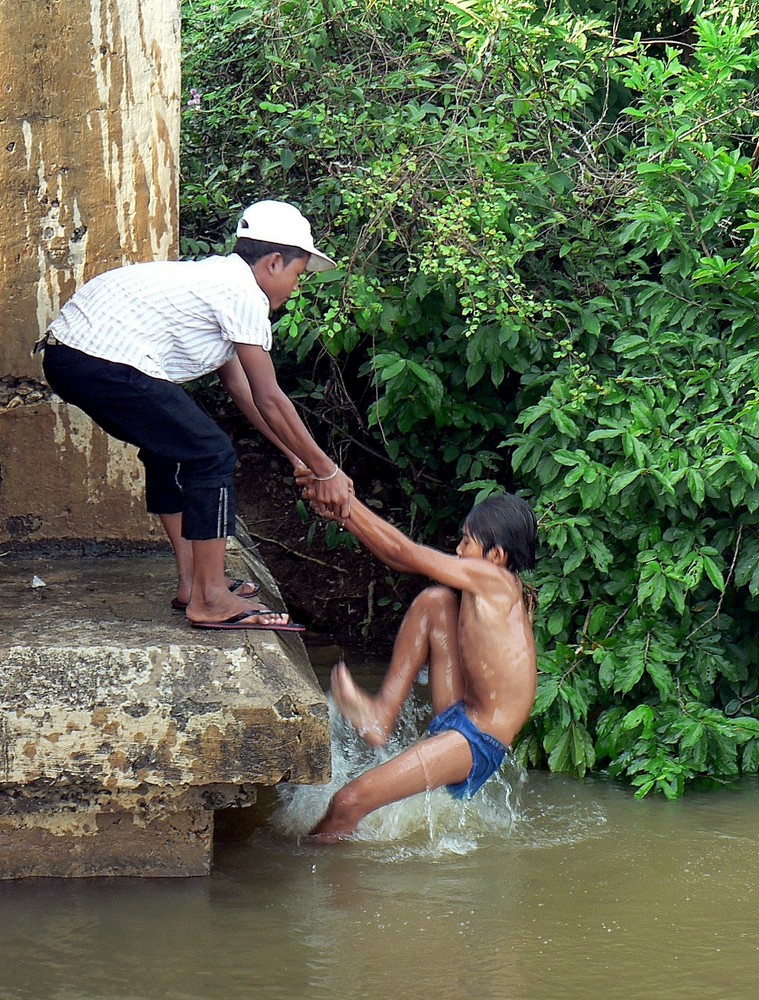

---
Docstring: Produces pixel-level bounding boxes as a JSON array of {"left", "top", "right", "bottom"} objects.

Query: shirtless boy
[{"left": 301, "top": 489, "right": 538, "bottom": 842}]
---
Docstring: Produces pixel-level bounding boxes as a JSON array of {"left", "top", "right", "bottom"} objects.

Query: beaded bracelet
[{"left": 313, "top": 464, "right": 340, "bottom": 481}]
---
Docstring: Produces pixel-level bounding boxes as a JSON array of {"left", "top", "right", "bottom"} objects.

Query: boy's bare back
[{"left": 456, "top": 573, "right": 537, "bottom": 748}]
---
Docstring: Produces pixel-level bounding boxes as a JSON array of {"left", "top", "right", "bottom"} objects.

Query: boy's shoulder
[{"left": 465, "top": 562, "right": 523, "bottom": 602}]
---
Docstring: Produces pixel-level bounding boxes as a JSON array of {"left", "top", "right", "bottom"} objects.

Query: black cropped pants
[{"left": 43, "top": 343, "right": 236, "bottom": 540}]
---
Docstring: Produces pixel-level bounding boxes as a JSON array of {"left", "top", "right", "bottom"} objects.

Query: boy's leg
[
  {"left": 159, "top": 511, "right": 260, "bottom": 607},
  {"left": 310, "top": 728, "right": 473, "bottom": 842},
  {"left": 43, "top": 345, "right": 286, "bottom": 626},
  {"left": 139, "top": 454, "right": 194, "bottom": 604},
  {"left": 158, "top": 513, "right": 195, "bottom": 605},
  {"left": 144, "top": 454, "right": 280, "bottom": 624},
  {"left": 331, "top": 586, "right": 463, "bottom": 747},
  {"left": 143, "top": 453, "right": 270, "bottom": 622}
]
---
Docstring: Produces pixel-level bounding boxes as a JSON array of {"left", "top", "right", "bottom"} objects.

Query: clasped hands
[{"left": 294, "top": 461, "right": 353, "bottom": 523}]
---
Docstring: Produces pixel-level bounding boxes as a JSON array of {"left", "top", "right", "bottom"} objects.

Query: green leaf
[
  {"left": 533, "top": 676, "right": 560, "bottom": 715},
  {"left": 547, "top": 727, "right": 573, "bottom": 773},
  {"left": 379, "top": 360, "right": 406, "bottom": 380},
  {"left": 622, "top": 705, "right": 654, "bottom": 734},
  {"left": 228, "top": 8, "right": 253, "bottom": 24},
  {"left": 646, "top": 660, "right": 676, "bottom": 702},
  {"left": 609, "top": 469, "right": 644, "bottom": 495},
  {"left": 615, "top": 658, "right": 646, "bottom": 695},
  {"left": 612, "top": 334, "right": 650, "bottom": 357},
  {"left": 687, "top": 469, "right": 705, "bottom": 506},
  {"left": 280, "top": 147, "right": 296, "bottom": 172},
  {"left": 702, "top": 556, "right": 725, "bottom": 592},
  {"left": 679, "top": 722, "right": 705, "bottom": 750},
  {"left": 259, "top": 100, "right": 289, "bottom": 113}
]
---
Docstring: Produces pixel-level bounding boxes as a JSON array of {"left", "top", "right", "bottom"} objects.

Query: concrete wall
[{"left": 0, "top": 0, "right": 182, "bottom": 547}]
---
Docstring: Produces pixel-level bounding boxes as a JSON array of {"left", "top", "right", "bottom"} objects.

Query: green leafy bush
[{"left": 181, "top": 0, "right": 759, "bottom": 795}]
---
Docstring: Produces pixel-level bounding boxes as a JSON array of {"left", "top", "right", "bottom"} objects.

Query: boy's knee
[
  {"left": 201, "top": 436, "right": 236, "bottom": 478},
  {"left": 177, "top": 437, "right": 236, "bottom": 487},
  {"left": 416, "top": 585, "right": 458, "bottom": 616}
]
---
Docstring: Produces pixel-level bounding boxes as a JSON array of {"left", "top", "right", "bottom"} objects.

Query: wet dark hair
[
  {"left": 233, "top": 238, "right": 310, "bottom": 267},
  {"left": 463, "top": 492, "right": 537, "bottom": 572}
]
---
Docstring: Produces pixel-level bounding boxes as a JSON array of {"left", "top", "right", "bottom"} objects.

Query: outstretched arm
[
  {"left": 217, "top": 354, "right": 301, "bottom": 467},
  {"left": 340, "top": 496, "right": 498, "bottom": 596},
  {"left": 223, "top": 345, "right": 353, "bottom": 517}
]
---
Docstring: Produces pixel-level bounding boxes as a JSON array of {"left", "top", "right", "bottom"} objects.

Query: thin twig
[
  {"left": 365, "top": 578, "right": 376, "bottom": 635},
  {"left": 605, "top": 603, "right": 632, "bottom": 639},
  {"left": 684, "top": 525, "right": 744, "bottom": 642},
  {"left": 245, "top": 529, "right": 349, "bottom": 574}
]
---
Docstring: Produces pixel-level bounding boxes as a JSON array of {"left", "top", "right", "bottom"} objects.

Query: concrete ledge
[{"left": 0, "top": 529, "right": 330, "bottom": 877}]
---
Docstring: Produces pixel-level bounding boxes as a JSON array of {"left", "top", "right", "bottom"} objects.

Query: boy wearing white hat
[{"left": 39, "top": 201, "right": 352, "bottom": 631}]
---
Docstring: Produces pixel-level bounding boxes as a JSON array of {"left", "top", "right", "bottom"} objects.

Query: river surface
[{"left": 1, "top": 653, "right": 758, "bottom": 1000}]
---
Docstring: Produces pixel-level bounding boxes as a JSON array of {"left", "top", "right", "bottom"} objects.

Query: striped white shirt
[{"left": 48, "top": 254, "right": 272, "bottom": 383}]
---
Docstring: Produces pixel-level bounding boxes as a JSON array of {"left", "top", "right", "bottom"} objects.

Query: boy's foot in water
[
  {"left": 307, "top": 795, "right": 359, "bottom": 843},
  {"left": 304, "top": 828, "right": 355, "bottom": 845}
]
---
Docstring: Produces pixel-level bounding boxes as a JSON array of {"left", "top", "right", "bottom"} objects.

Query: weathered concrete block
[
  {"left": 0, "top": 805, "right": 213, "bottom": 878},
  {"left": 0, "top": 399, "right": 160, "bottom": 547},
  {"left": 0, "top": 538, "right": 330, "bottom": 877}
]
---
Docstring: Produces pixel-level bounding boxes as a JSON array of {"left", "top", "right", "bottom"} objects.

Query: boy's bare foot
[
  {"left": 174, "top": 577, "right": 260, "bottom": 609},
  {"left": 186, "top": 594, "right": 291, "bottom": 628},
  {"left": 307, "top": 797, "right": 358, "bottom": 843},
  {"left": 306, "top": 828, "right": 354, "bottom": 845},
  {"left": 330, "top": 660, "right": 390, "bottom": 747}
]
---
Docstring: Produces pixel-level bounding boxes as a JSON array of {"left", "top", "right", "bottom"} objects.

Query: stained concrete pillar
[{"left": 0, "top": 0, "right": 181, "bottom": 547}]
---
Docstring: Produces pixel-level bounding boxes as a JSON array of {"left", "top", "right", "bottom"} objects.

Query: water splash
[
  {"left": 511, "top": 776, "right": 609, "bottom": 849},
  {"left": 269, "top": 692, "right": 527, "bottom": 859}
]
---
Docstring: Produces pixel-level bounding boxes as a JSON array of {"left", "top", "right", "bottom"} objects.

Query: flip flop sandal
[{"left": 190, "top": 610, "right": 306, "bottom": 632}]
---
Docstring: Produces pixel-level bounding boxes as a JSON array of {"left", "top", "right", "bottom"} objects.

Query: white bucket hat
[{"left": 235, "top": 200, "right": 336, "bottom": 272}]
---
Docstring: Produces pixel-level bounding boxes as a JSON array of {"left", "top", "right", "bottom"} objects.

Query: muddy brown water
[{"left": 1, "top": 654, "right": 758, "bottom": 1000}]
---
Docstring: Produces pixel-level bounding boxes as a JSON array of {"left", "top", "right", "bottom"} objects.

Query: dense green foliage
[{"left": 181, "top": 0, "right": 759, "bottom": 796}]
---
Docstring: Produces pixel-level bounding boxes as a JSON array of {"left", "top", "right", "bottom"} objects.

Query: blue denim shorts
[{"left": 427, "top": 701, "right": 507, "bottom": 799}]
